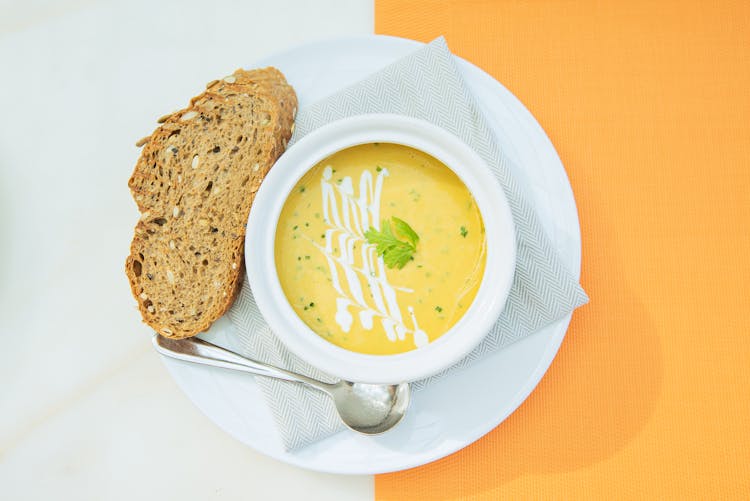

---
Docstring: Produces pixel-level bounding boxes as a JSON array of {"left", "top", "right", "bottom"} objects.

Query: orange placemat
[{"left": 375, "top": 1, "right": 750, "bottom": 499}]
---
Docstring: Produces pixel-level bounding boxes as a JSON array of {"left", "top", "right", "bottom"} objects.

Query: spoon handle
[{"left": 152, "top": 335, "right": 334, "bottom": 392}]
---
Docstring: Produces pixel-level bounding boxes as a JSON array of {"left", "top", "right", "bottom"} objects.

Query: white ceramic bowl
[{"left": 245, "top": 114, "right": 516, "bottom": 383}]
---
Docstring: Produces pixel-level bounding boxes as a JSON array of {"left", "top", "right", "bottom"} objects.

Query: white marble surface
[{"left": 0, "top": 0, "right": 374, "bottom": 499}]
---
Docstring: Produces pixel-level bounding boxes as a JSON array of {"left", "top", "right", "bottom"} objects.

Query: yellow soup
[{"left": 274, "top": 143, "right": 486, "bottom": 355}]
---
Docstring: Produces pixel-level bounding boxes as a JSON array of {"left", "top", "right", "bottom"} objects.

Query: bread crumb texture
[{"left": 125, "top": 68, "right": 297, "bottom": 338}]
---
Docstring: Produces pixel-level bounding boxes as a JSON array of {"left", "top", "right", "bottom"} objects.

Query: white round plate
[{"left": 161, "top": 35, "right": 582, "bottom": 474}]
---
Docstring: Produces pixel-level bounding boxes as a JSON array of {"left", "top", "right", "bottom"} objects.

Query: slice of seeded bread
[{"left": 126, "top": 68, "right": 296, "bottom": 339}]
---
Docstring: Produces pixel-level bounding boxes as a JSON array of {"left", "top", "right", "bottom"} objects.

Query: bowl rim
[{"left": 245, "top": 114, "right": 516, "bottom": 383}]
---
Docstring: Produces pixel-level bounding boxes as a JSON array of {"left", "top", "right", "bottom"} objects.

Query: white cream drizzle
[{"left": 314, "top": 165, "right": 427, "bottom": 348}]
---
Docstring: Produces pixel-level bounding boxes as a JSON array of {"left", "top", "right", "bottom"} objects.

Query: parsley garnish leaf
[
  {"left": 392, "top": 217, "right": 419, "bottom": 247},
  {"left": 364, "top": 217, "right": 419, "bottom": 269}
]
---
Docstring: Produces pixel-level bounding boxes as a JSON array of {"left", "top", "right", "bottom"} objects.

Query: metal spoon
[{"left": 153, "top": 335, "right": 411, "bottom": 435}]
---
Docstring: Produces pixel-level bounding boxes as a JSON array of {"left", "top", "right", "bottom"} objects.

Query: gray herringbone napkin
[{"left": 225, "top": 38, "right": 588, "bottom": 450}]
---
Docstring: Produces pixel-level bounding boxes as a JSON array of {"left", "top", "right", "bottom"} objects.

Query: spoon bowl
[
  {"left": 330, "top": 381, "right": 410, "bottom": 434},
  {"left": 153, "top": 335, "right": 410, "bottom": 435}
]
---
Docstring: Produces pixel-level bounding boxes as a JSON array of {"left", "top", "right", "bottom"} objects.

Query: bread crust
[{"left": 125, "top": 68, "right": 296, "bottom": 338}]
